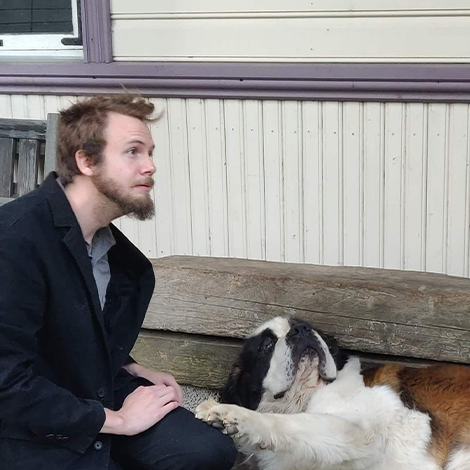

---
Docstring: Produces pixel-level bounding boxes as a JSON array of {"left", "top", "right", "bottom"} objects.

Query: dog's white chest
[{"left": 301, "top": 365, "right": 438, "bottom": 470}]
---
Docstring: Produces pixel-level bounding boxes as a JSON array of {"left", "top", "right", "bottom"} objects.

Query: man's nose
[{"left": 142, "top": 156, "right": 156, "bottom": 175}]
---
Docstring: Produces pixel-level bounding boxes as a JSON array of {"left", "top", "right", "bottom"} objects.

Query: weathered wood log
[
  {"left": 131, "top": 330, "right": 242, "bottom": 389},
  {"left": 145, "top": 256, "right": 470, "bottom": 365},
  {"left": 0, "top": 118, "right": 46, "bottom": 139},
  {"left": 0, "top": 138, "right": 15, "bottom": 197},
  {"left": 17, "top": 139, "right": 39, "bottom": 196}
]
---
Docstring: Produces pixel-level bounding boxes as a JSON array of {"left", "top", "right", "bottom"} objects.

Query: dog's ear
[
  {"left": 318, "top": 332, "right": 348, "bottom": 375},
  {"left": 221, "top": 362, "right": 243, "bottom": 405},
  {"left": 221, "top": 360, "right": 264, "bottom": 410}
]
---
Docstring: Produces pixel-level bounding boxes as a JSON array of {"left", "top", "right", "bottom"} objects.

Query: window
[{"left": 0, "top": 0, "right": 83, "bottom": 59}]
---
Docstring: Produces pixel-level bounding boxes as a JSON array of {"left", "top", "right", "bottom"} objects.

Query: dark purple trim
[
  {"left": 2, "top": 62, "right": 470, "bottom": 102},
  {"left": 81, "top": 0, "right": 112, "bottom": 63}
]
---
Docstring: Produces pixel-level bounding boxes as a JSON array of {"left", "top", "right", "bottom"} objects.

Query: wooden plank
[
  {"left": 0, "top": 118, "right": 46, "bottom": 140},
  {"left": 131, "top": 329, "right": 456, "bottom": 390},
  {"left": 383, "top": 103, "right": 404, "bottom": 269},
  {"left": 426, "top": 104, "right": 448, "bottom": 273},
  {"left": 167, "top": 99, "right": 192, "bottom": 254},
  {"left": 205, "top": 99, "right": 229, "bottom": 257},
  {"left": 146, "top": 256, "right": 470, "bottom": 364},
  {"left": 446, "top": 104, "right": 469, "bottom": 277},
  {"left": 322, "top": 102, "right": 342, "bottom": 265},
  {"left": 362, "top": 102, "right": 384, "bottom": 267},
  {"left": 263, "top": 100, "right": 283, "bottom": 261},
  {"left": 225, "top": 99, "right": 247, "bottom": 258},
  {"left": 343, "top": 102, "right": 362, "bottom": 267},
  {"left": 17, "top": 139, "right": 39, "bottom": 196},
  {"left": 131, "top": 330, "right": 242, "bottom": 389},
  {"left": 244, "top": 100, "right": 265, "bottom": 260},
  {"left": 403, "top": 103, "right": 427, "bottom": 272},
  {"left": 282, "top": 101, "right": 302, "bottom": 263},
  {"left": 302, "top": 101, "right": 322, "bottom": 264},
  {"left": 186, "top": 99, "right": 210, "bottom": 256},
  {"left": 44, "top": 113, "right": 59, "bottom": 176},
  {"left": 0, "top": 138, "right": 15, "bottom": 197}
]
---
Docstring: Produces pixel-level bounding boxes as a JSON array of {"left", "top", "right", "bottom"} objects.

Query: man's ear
[{"left": 75, "top": 150, "right": 94, "bottom": 176}]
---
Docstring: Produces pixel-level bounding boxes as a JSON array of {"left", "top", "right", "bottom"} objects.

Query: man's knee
[
  {"left": 187, "top": 431, "right": 237, "bottom": 470},
  {"left": 113, "top": 406, "right": 237, "bottom": 470}
]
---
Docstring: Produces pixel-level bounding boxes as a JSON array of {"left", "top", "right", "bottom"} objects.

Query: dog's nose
[{"left": 287, "top": 323, "right": 313, "bottom": 338}]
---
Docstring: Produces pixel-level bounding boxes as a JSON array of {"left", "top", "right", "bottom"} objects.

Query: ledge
[{"left": 2, "top": 62, "right": 470, "bottom": 102}]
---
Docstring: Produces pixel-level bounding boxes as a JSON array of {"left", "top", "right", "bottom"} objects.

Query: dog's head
[{"left": 221, "top": 317, "right": 347, "bottom": 412}]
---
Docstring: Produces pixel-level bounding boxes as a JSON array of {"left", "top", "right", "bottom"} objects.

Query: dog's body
[{"left": 196, "top": 317, "right": 470, "bottom": 470}]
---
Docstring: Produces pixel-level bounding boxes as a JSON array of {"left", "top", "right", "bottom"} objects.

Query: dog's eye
[{"left": 259, "top": 335, "right": 276, "bottom": 352}]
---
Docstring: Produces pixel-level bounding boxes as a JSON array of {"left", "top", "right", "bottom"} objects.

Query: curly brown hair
[{"left": 56, "top": 94, "right": 157, "bottom": 185}]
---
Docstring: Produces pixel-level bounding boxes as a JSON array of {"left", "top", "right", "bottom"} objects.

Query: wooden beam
[
  {"left": 146, "top": 256, "right": 470, "bottom": 365},
  {"left": 17, "top": 139, "right": 39, "bottom": 196},
  {"left": 0, "top": 118, "right": 46, "bottom": 139},
  {"left": 0, "top": 138, "right": 15, "bottom": 197},
  {"left": 131, "top": 330, "right": 242, "bottom": 389}
]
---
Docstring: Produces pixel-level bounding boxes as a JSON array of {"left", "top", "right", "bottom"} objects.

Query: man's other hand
[
  {"left": 101, "top": 385, "right": 179, "bottom": 436},
  {"left": 123, "top": 363, "right": 183, "bottom": 405}
]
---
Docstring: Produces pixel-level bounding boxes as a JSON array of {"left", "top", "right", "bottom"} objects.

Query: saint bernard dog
[{"left": 196, "top": 316, "right": 470, "bottom": 470}]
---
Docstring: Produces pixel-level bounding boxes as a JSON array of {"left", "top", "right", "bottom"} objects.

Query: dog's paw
[
  {"left": 197, "top": 403, "right": 253, "bottom": 437},
  {"left": 195, "top": 397, "right": 219, "bottom": 416},
  {"left": 195, "top": 398, "right": 226, "bottom": 429}
]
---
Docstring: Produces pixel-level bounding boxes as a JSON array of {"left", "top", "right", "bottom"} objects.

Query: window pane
[{"left": 0, "top": 0, "right": 73, "bottom": 34}]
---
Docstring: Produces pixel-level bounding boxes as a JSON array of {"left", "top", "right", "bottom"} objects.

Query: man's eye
[{"left": 127, "top": 148, "right": 138, "bottom": 156}]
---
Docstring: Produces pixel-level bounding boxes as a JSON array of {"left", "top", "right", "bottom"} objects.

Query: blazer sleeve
[{"left": 0, "top": 230, "right": 106, "bottom": 454}]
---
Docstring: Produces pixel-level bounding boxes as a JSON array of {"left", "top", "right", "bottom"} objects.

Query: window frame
[{"left": 0, "top": 0, "right": 83, "bottom": 60}]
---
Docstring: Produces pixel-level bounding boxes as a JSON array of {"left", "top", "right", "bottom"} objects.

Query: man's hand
[
  {"left": 123, "top": 363, "right": 183, "bottom": 405},
  {"left": 101, "top": 385, "right": 179, "bottom": 436}
]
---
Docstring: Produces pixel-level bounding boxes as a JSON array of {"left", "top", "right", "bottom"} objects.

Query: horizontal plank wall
[
  {"left": 0, "top": 94, "right": 469, "bottom": 277},
  {"left": 110, "top": 0, "right": 470, "bottom": 62}
]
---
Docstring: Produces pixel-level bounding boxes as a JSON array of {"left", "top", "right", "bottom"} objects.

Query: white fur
[
  {"left": 312, "top": 331, "right": 337, "bottom": 381},
  {"left": 262, "top": 335, "right": 296, "bottom": 397},
  {"left": 196, "top": 317, "right": 451, "bottom": 470},
  {"left": 251, "top": 317, "right": 290, "bottom": 338},
  {"left": 445, "top": 448, "right": 470, "bottom": 470}
]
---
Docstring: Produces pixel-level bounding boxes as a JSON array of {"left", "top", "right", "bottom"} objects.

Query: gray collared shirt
[
  {"left": 85, "top": 227, "right": 116, "bottom": 309},
  {"left": 57, "top": 177, "right": 116, "bottom": 309}
]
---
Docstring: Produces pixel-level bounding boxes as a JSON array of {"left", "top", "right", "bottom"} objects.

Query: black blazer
[{"left": 0, "top": 173, "right": 155, "bottom": 469}]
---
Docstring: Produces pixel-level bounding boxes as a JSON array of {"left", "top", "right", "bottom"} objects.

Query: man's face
[{"left": 92, "top": 112, "right": 156, "bottom": 220}]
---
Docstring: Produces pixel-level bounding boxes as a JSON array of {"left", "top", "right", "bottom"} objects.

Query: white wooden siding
[
  {"left": 110, "top": 0, "right": 470, "bottom": 63},
  {"left": 0, "top": 94, "right": 469, "bottom": 278}
]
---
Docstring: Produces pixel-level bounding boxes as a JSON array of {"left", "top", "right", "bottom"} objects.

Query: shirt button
[
  {"left": 97, "top": 388, "right": 106, "bottom": 398},
  {"left": 94, "top": 440, "right": 103, "bottom": 451}
]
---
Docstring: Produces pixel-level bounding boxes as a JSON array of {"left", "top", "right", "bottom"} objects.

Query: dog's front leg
[
  {"left": 196, "top": 399, "right": 275, "bottom": 453},
  {"left": 196, "top": 400, "right": 377, "bottom": 468}
]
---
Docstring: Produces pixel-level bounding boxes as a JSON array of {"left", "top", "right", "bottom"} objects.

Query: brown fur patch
[{"left": 362, "top": 364, "right": 470, "bottom": 466}]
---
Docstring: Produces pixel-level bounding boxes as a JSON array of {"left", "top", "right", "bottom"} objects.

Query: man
[{"left": 0, "top": 94, "right": 237, "bottom": 470}]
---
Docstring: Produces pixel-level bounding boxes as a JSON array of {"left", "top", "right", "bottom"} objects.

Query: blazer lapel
[
  {"left": 43, "top": 173, "right": 109, "bottom": 347},
  {"left": 62, "top": 226, "right": 106, "bottom": 334}
]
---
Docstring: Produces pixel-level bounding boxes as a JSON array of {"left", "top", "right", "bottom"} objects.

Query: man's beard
[{"left": 92, "top": 171, "right": 155, "bottom": 221}]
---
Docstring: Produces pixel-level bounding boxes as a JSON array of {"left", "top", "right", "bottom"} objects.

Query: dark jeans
[{"left": 110, "top": 406, "right": 237, "bottom": 470}]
